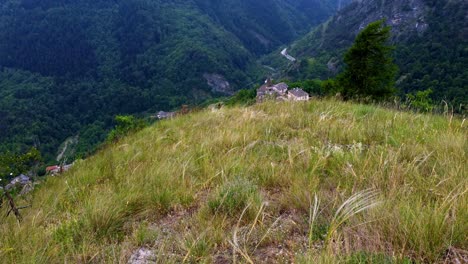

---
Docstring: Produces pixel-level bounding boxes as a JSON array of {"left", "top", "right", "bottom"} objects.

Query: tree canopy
[
  {"left": 0, "top": 148, "right": 41, "bottom": 183},
  {"left": 338, "top": 20, "right": 398, "bottom": 100}
]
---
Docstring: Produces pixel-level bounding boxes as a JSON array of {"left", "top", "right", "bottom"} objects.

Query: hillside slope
[
  {"left": 194, "top": 0, "right": 351, "bottom": 55},
  {"left": 1, "top": 101, "right": 466, "bottom": 263},
  {"left": 0, "top": 0, "right": 346, "bottom": 160},
  {"left": 261, "top": 0, "right": 467, "bottom": 109}
]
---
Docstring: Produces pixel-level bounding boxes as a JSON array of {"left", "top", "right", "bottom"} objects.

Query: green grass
[
  {"left": 207, "top": 178, "right": 262, "bottom": 220},
  {"left": 0, "top": 100, "right": 466, "bottom": 263}
]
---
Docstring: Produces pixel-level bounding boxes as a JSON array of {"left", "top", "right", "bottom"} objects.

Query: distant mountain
[
  {"left": 0, "top": 0, "right": 346, "bottom": 160},
  {"left": 194, "top": 0, "right": 351, "bottom": 54},
  {"left": 262, "top": 0, "right": 467, "bottom": 109}
]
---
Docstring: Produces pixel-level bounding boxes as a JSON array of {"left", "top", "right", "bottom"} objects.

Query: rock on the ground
[{"left": 128, "top": 248, "right": 156, "bottom": 264}]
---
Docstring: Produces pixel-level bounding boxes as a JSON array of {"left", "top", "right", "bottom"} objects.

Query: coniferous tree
[{"left": 338, "top": 20, "right": 398, "bottom": 101}]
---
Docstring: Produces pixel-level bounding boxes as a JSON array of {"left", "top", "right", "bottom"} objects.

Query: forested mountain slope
[
  {"left": 262, "top": 0, "right": 467, "bottom": 109},
  {"left": 194, "top": 0, "right": 350, "bottom": 54},
  {"left": 0, "top": 0, "right": 345, "bottom": 160}
]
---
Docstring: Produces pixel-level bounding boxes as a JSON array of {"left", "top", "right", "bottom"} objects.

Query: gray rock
[
  {"left": 128, "top": 248, "right": 156, "bottom": 264},
  {"left": 5, "top": 174, "right": 31, "bottom": 191},
  {"left": 327, "top": 57, "right": 340, "bottom": 73},
  {"left": 203, "top": 73, "right": 234, "bottom": 95}
]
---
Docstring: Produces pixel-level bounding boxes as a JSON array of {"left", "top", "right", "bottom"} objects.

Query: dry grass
[{"left": 0, "top": 99, "right": 466, "bottom": 263}]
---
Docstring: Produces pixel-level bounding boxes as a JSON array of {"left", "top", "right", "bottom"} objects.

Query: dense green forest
[
  {"left": 0, "top": 0, "right": 345, "bottom": 161},
  {"left": 261, "top": 0, "right": 467, "bottom": 111}
]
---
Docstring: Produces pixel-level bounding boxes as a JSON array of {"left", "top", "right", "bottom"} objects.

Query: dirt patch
[{"left": 443, "top": 247, "right": 468, "bottom": 264}]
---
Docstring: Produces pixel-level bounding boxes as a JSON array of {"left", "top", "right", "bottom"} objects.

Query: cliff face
[
  {"left": 292, "top": 0, "right": 430, "bottom": 57},
  {"left": 339, "top": 0, "right": 428, "bottom": 37}
]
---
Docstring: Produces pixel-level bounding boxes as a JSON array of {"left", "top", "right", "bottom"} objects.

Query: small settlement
[
  {"left": 257, "top": 79, "right": 309, "bottom": 103},
  {"left": 156, "top": 111, "right": 176, "bottom": 120},
  {"left": 46, "top": 164, "right": 73, "bottom": 175},
  {"left": 152, "top": 79, "right": 308, "bottom": 121}
]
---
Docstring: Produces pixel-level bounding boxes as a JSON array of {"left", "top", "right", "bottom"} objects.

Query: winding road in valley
[{"left": 281, "top": 48, "right": 296, "bottom": 62}]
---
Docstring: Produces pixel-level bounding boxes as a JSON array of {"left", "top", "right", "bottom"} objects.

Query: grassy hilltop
[{"left": 0, "top": 100, "right": 467, "bottom": 263}]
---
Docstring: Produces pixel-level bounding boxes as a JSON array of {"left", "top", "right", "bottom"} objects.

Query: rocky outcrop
[
  {"left": 203, "top": 73, "right": 234, "bottom": 95},
  {"left": 327, "top": 57, "right": 340, "bottom": 73},
  {"left": 332, "top": 0, "right": 428, "bottom": 43},
  {"left": 292, "top": 0, "right": 431, "bottom": 58}
]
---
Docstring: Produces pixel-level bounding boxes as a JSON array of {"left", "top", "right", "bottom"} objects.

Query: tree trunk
[{"left": 4, "top": 191, "right": 22, "bottom": 222}]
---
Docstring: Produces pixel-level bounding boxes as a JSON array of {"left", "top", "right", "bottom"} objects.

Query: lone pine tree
[{"left": 338, "top": 20, "right": 398, "bottom": 101}]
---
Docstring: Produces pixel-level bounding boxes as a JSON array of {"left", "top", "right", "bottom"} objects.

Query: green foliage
[
  {"left": 321, "top": 79, "right": 341, "bottom": 95},
  {"left": 226, "top": 88, "right": 256, "bottom": 106},
  {"left": 287, "top": 79, "right": 326, "bottom": 96},
  {"left": 0, "top": 148, "right": 42, "bottom": 184},
  {"left": 337, "top": 20, "right": 398, "bottom": 101},
  {"left": 406, "top": 89, "right": 434, "bottom": 112},
  {"left": 106, "top": 115, "right": 147, "bottom": 142}
]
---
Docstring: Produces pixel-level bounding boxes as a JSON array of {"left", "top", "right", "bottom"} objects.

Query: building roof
[
  {"left": 273, "top": 83, "right": 288, "bottom": 92},
  {"left": 289, "top": 88, "right": 309, "bottom": 97},
  {"left": 157, "top": 111, "right": 176, "bottom": 119},
  {"left": 12, "top": 174, "right": 29, "bottom": 183},
  {"left": 5, "top": 174, "right": 30, "bottom": 190},
  {"left": 46, "top": 165, "right": 59, "bottom": 172},
  {"left": 257, "top": 84, "right": 268, "bottom": 94}
]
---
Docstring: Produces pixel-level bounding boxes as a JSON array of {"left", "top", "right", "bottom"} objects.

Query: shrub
[
  {"left": 107, "top": 115, "right": 147, "bottom": 142},
  {"left": 406, "top": 89, "right": 434, "bottom": 112},
  {"left": 226, "top": 88, "right": 256, "bottom": 106}
]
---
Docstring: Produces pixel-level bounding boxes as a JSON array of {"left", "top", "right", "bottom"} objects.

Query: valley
[{"left": 0, "top": 0, "right": 346, "bottom": 161}]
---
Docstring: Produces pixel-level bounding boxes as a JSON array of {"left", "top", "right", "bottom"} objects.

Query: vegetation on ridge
[{"left": 0, "top": 100, "right": 466, "bottom": 263}]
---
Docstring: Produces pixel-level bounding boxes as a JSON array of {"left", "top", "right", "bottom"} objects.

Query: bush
[
  {"left": 106, "top": 115, "right": 147, "bottom": 142},
  {"left": 226, "top": 88, "right": 256, "bottom": 106},
  {"left": 288, "top": 79, "right": 325, "bottom": 96},
  {"left": 406, "top": 89, "right": 434, "bottom": 112},
  {"left": 321, "top": 79, "right": 340, "bottom": 96}
]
